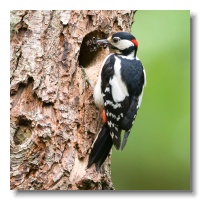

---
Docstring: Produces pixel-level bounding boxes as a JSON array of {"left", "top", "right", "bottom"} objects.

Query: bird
[{"left": 87, "top": 31, "right": 146, "bottom": 171}]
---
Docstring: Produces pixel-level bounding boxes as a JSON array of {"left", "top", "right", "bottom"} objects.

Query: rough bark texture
[{"left": 10, "top": 10, "right": 135, "bottom": 190}]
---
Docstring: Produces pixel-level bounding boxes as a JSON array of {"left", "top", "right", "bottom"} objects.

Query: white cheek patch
[{"left": 115, "top": 39, "right": 133, "bottom": 50}]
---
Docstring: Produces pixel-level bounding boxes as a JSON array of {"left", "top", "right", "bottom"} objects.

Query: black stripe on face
[{"left": 121, "top": 46, "right": 135, "bottom": 56}]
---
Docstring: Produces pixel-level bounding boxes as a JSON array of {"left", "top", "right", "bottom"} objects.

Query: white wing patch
[{"left": 109, "top": 56, "right": 129, "bottom": 102}]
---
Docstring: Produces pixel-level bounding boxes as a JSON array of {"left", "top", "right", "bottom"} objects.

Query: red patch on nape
[{"left": 131, "top": 39, "right": 138, "bottom": 47}]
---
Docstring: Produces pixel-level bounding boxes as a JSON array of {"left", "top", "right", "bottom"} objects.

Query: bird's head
[{"left": 97, "top": 32, "right": 138, "bottom": 57}]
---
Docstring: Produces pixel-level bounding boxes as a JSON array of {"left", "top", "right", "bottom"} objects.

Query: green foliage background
[{"left": 111, "top": 10, "right": 190, "bottom": 190}]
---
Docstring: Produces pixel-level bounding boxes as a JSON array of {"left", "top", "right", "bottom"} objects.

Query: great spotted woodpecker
[{"left": 87, "top": 32, "right": 146, "bottom": 171}]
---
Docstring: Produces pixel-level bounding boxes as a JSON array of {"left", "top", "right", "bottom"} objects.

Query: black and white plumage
[{"left": 87, "top": 32, "right": 146, "bottom": 171}]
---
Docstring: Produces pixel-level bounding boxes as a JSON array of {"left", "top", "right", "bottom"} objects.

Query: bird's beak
[
  {"left": 96, "top": 39, "right": 109, "bottom": 43},
  {"left": 95, "top": 39, "right": 110, "bottom": 49}
]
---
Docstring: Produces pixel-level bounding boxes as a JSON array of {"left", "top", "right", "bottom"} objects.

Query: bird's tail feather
[
  {"left": 121, "top": 130, "right": 130, "bottom": 150},
  {"left": 87, "top": 123, "right": 113, "bottom": 171}
]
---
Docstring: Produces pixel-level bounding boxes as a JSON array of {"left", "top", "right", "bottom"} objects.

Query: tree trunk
[{"left": 10, "top": 10, "right": 135, "bottom": 190}]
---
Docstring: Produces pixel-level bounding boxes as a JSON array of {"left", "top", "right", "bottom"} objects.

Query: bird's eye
[{"left": 113, "top": 37, "right": 120, "bottom": 43}]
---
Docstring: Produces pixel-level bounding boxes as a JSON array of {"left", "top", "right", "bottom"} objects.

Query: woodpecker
[{"left": 87, "top": 32, "right": 146, "bottom": 171}]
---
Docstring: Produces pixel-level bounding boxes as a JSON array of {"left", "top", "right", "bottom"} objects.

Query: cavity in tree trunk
[{"left": 10, "top": 10, "right": 135, "bottom": 190}]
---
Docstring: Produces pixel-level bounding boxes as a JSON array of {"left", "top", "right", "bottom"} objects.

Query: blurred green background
[{"left": 111, "top": 10, "right": 190, "bottom": 190}]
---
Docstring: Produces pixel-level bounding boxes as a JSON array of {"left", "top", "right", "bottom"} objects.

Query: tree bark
[{"left": 10, "top": 10, "right": 135, "bottom": 190}]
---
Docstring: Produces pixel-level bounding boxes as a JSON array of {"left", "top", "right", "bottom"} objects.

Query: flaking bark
[{"left": 10, "top": 10, "right": 135, "bottom": 190}]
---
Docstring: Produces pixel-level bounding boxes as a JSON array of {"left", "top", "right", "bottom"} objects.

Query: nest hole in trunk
[
  {"left": 78, "top": 30, "right": 108, "bottom": 68},
  {"left": 14, "top": 117, "right": 32, "bottom": 145}
]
